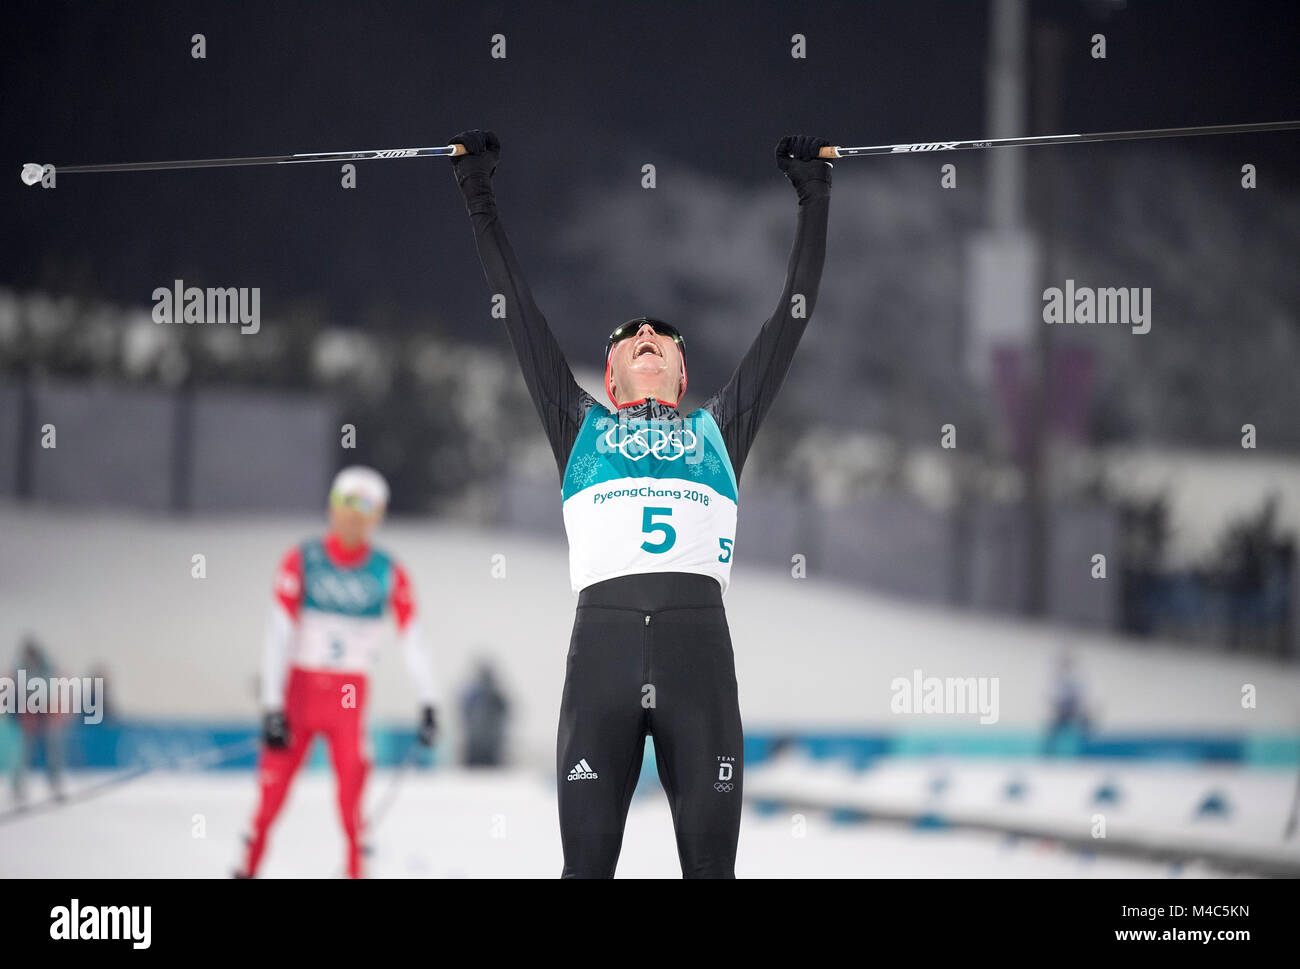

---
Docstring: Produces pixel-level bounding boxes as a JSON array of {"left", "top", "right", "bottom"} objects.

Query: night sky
[{"left": 5, "top": 0, "right": 1299, "bottom": 350}]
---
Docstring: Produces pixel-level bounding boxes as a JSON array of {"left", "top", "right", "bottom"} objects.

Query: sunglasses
[
  {"left": 605, "top": 318, "right": 686, "bottom": 358},
  {"left": 331, "top": 491, "right": 382, "bottom": 515}
]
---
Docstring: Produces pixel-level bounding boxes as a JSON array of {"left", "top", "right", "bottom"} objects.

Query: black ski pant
[{"left": 557, "top": 571, "right": 743, "bottom": 878}]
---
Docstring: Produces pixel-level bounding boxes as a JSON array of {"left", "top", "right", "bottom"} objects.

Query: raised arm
[
  {"left": 703, "top": 135, "right": 832, "bottom": 481},
  {"left": 448, "top": 129, "right": 596, "bottom": 477}
]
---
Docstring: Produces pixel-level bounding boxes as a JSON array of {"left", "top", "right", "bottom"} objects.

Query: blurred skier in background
[
  {"left": 1043, "top": 650, "right": 1092, "bottom": 757},
  {"left": 235, "top": 466, "right": 439, "bottom": 879},
  {"left": 8, "top": 636, "right": 67, "bottom": 807}
]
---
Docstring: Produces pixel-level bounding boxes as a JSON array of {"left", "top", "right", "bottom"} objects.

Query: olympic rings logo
[
  {"left": 713, "top": 782, "right": 735, "bottom": 793},
  {"left": 307, "top": 572, "right": 383, "bottom": 610},
  {"left": 602, "top": 423, "right": 698, "bottom": 461}
]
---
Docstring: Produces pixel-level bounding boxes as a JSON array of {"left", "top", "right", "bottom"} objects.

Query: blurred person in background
[
  {"left": 1043, "top": 650, "right": 1092, "bottom": 757},
  {"left": 1286, "top": 763, "right": 1300, "bottom": 840},
  {"left": 460, "top": 658, "right": 509, "bottom": 767},
  {"left": 1216, "top": 495, "right": 1295, "bottom": 654},
  {"left": 8, "top": 636, "right": 67, "bottom": 806},
  {"left": 235, "top": 466, "right": 439, "bottom": 879},
  {"left": 86, "top": 663, "right": 113, "bottom": 723},
  {"left": 447, "top": 129, "right": 832, "bottom": 877}
]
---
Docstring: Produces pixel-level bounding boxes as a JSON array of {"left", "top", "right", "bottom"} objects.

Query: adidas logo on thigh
[{"left": 566, "top": 758, "right": 598, "bottom": 781}]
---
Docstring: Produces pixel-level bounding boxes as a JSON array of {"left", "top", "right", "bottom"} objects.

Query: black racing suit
[{"left": 455, "top": 154, "right": 830, "bottom": 877}]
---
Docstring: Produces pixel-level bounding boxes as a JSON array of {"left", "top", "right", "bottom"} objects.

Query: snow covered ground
[
  {"left": 2, "top": 507, "right": 1297, "bottom": 876},
  {"left": 0, "top": 760, "right": 1286, "bottom": 878},
  {"left": 746, "top": 755, "right": 1300, "bottom": 874}
]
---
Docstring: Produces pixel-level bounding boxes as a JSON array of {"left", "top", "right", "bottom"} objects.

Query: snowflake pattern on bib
[{"left": 567, "top": 452, "right": 602, "bottom": 489}]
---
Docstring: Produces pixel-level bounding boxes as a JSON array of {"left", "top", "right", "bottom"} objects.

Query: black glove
[
  {"left": 448, "top": 129, "right": 501, "bottom": 192},
  {"left": 262, "top": 710, "right": 289, "bottom": 750},
  {"left": 776, "top": 135, "right": 833, "bottom": 199},
  {"left": 417, "top": 705, "right": 438, "bottom": 747}
]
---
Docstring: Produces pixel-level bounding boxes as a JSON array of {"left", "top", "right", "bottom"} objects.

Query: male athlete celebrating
[
  {"left": 448, "top": 129, "right": 831, "bottom": 877},
  {"left": 237, "top": 466, "right": 437, "bottom": 879}
]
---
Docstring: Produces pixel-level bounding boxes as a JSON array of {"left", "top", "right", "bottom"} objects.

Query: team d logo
[{"left": 714, "top": 755, "right": 736, "bottom": 792}]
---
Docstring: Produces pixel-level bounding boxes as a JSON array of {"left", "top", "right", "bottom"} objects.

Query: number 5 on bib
[{"left": 641, "top": 507, "right": 676, "bottom": 553}]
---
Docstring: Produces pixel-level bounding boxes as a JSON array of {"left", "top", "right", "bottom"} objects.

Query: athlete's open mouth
[{"left": 633, "top": 339, "right": 662, "bottom": 359}]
